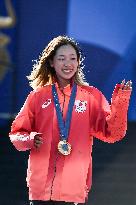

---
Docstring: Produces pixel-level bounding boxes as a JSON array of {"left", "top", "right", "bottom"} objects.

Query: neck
[{"left": 58, "top": 79, "right": 71, "bottom": 89}]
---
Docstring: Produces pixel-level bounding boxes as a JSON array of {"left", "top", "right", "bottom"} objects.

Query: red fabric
[{"left": 9, "top": 83, "right": 131, "bottom": 203}]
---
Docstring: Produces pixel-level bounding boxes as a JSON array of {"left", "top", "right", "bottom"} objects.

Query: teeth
[{"left": 63, "top": 70, "right": 72, "bottom": 73}]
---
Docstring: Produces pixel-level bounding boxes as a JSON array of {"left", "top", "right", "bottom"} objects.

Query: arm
[
  {"left": 0, "top": 0, "right": 16, "bottom": 28},
  {"left": 9, "top": 91, "right": 40, "bottom": 151},
  {"left": 90, "top": 81, "right": 132, "bottom": 143}
]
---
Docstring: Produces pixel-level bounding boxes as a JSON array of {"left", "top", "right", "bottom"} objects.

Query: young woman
[{"left": 9, "top": 36, "right": 132, "bottom": 205}]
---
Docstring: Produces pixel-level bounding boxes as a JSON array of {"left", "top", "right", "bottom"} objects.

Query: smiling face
[{"left": 50, "top": 44, "right": 79, "bottom": 88}]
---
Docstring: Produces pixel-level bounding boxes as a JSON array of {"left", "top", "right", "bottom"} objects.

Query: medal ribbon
[{"left": 52, "top": 83, "right": 77, "bottom": 141}]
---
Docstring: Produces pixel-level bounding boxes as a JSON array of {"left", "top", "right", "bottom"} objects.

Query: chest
[{"left": 36, "top": 89, "right": 90, "bottom": 121}]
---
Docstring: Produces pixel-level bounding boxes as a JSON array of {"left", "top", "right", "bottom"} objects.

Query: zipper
[
  {"left": 50, "top": 90, "right": 66, "bottom": 199},
  {"left": 50, "top": 153, "right": 59, "bottom": 198}
]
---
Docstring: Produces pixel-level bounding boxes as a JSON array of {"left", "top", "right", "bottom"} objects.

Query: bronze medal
[{"left": 58, "top": 140, "right": 72, "bottom": 155}]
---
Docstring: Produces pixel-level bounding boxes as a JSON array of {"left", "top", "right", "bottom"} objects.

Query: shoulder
[
  {"left": 33, "top": 84, "right": 52, "bottom": 95},
  {"left": 79, "top": 85, "right": 109, "bottom": 109},
  {"left": 26, "top": 85, "right": 52, "bottom": 101},
  {"left": 79, "top": 85, "right": 104, "bottom": 99}
]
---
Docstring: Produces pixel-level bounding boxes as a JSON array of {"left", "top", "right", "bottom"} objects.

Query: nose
[{"left": 64, "top": 59, "right": 71, "bottom": 67}]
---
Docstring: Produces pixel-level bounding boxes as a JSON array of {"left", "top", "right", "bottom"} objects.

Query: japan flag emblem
[{"left": 75, "top": 100, "right": 87, "bottom": 113}]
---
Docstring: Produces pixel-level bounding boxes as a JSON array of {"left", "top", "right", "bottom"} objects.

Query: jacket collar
[
  {"left": 54, "top": 81, "right": 72, "bottom": 97},
  {"left": 51, "top": 76, "right": 77, "bottom": 97}
]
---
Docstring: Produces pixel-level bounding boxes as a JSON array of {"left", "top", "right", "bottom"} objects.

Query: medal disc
[{"left": 58, "top": 140, "right": 72, "bottom": 155}]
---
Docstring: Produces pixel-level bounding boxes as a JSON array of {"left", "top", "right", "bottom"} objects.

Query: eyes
[{"left": 57, "top": 57, "right": 77, "bottom": 61}]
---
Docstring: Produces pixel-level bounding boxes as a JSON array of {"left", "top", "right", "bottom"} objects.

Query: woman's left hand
[{"left": 120, "top": 79, "right": 132, "bottom": 90}]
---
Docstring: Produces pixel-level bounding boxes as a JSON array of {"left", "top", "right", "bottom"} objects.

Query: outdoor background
[{"left": 0, "top": 1, "right": 136, "bottom": 205}]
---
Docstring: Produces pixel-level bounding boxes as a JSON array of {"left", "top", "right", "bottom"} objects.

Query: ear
[
  {"left": 76, "top": 58, "right": 79, "bottom": 66},
  {"left": 49, "top": 59, "right": 54, "bottom": 67}
]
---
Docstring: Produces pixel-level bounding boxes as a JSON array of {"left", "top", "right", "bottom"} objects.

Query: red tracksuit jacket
[{"left": 9, "top": 83, "right": 131, "bottom": 203}]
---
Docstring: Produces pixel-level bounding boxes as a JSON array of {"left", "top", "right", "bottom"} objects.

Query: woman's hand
[
  {"left": 34, "top": 134, "right": 43, "bottom": 148},
  {"left": 120, "top": 79, "right": 132, "bottom": 90}
]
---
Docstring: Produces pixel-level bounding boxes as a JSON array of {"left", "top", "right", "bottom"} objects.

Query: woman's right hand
[{"left": 34, "top": 134, "right": 43, "bottom": 148}]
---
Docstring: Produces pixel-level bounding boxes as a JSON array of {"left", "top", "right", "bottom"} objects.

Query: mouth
[{"left": 62, "top": 69, "right": 73, "bottom": 73}]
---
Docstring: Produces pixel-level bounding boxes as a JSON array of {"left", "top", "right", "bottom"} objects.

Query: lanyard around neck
[{"left": 52, "top": 83, "right": 77, "bottom": 141}]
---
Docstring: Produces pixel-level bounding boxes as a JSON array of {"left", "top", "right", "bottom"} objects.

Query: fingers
[
  {"left": 123, "top": 80, "right": 132, "bottom": 90},
  {"left": 121, "top": 79, "right": 125, "bottom": 85},
  {"left": 120, "top": 79, "right": 132, "bottom": 90},
  {"left": 120, "top": 79, "right": 125, "bottom": 89},
  {"left": 34, "top": 134, "right": 43, "bottom": 149}
]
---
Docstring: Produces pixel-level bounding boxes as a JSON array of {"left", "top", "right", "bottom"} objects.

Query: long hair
[{"left": 27, "top": 35, "right": 88, "bottom": 89}]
